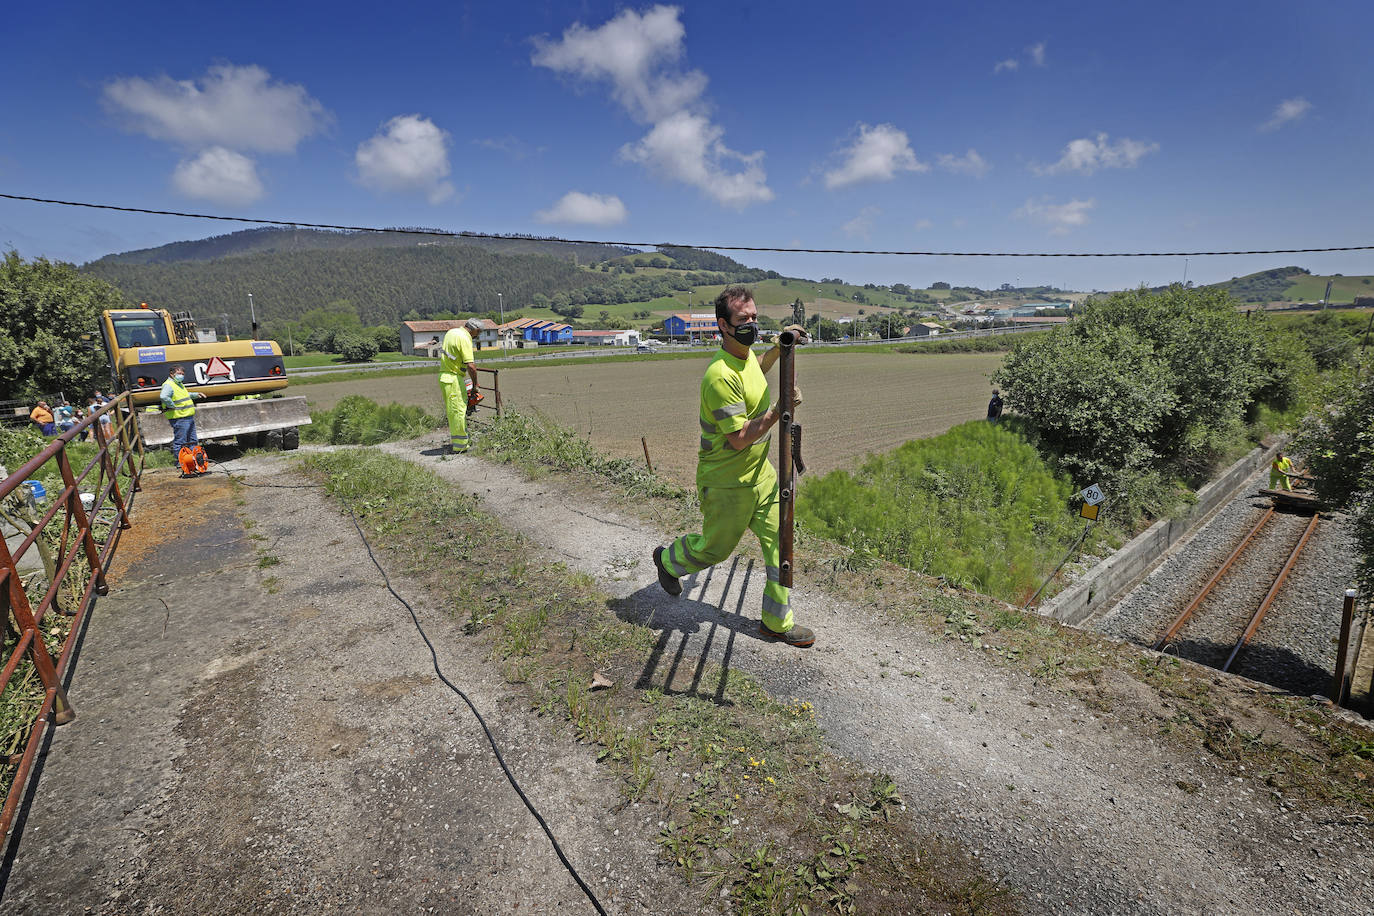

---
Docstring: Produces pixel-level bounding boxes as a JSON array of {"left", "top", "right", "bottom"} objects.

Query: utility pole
[
  {"left": 497, "top": 292, "right": 504, "bottom": 349},
  {"left": 220, "top": 313, "right": 230, "bottom": 341},
  {"left": 1183, "top": 259, "right": 1189, "bottom": 286}
]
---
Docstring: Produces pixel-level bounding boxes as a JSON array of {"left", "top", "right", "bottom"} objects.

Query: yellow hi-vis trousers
[
  {"left": 439, "top": 375, "right": 472, "bottom": 452},
  {"left": 662, "top": 464, "right": 793, "bottom": 633}
]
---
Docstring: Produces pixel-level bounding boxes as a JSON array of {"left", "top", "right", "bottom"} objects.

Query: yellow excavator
[{"left": 99, "top": 304, "right": 311, "bottom": 449}]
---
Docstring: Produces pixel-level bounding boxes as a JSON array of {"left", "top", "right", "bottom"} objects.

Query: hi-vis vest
[{"left": 165, "top": 377, "right": 196, "bottom": 419}]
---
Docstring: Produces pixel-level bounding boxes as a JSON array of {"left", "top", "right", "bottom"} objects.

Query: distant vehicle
[{"left": 635, "top": 343, "right": 655, "bottom": 353}]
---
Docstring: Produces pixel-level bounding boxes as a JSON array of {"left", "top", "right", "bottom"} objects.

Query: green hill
[
  {"left": 1209, "top": 266, "right": 1374, "bottom": 304},
  {"left": 89, "top": 225, "right": 635, "bottom": 267}
]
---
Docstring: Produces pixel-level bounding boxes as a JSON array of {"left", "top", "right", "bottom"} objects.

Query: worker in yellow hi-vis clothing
[
  {"left": 1269, "top": 450, "right": 1295, "bottom": 490},
  {"left": 652, "top": 285, "right": 815, "bottom": 648},
  {"left": 439, "top": 318, "right": 482, "bottom": 453}
]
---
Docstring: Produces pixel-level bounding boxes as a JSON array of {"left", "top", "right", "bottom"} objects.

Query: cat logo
[{"left": 194, "top": 357, "right": 236, "bottom": 384}]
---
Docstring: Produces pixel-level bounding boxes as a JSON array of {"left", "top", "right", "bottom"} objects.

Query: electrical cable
[
  {"left": 201, "top": 458, "right": 608, "bottom": 914},
  {"left": 341, "top": 505, "right": 610, "bottom": 916},
  {"left": 6, "top": 191, "right": 1374, "bottom": 259}
]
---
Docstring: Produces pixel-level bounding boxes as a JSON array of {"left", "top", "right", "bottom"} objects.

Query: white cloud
[
  {"left": 535, "top": 191, "right": 628, "bottom": 225},
  {"left": 103, "top": 64, "right": 328, "bottom": 153},
  {"left": 1261, "top": 97, "right": 1311, "bottom": 131},
  {"left": 1033, "top": 133, "right": 1158, "bottom": 175},
  {"left": 171, "top": 147, "right": 264, "bottom": 205},
  {"left": 1015, "top": 196, "right": 1095, "bottom": 235},
  {"left": 825, "top": 123, "right": 927, "bottom": 190},
  {"left": 842, "top": 206, "right": 880, "bottom": 240},
  {"left": 937, "top": 148, "right": 990, "bottom": 177},
  {"left": 532, "top": 6, "right": 771, "bottom": 208},
  {"left": 531, "top": 5, "right": 706, "bottom": 123},
  {"left": 355, "top": 115, "right": 455, "bottom": 204},
  {"left": 619, "top": 110, "right": 772, "bottom": 208},
  {"left": 993, "top": 41, "right": 1046, "bottom": 74},
  {"left": 913, "top": 218, "right": 934, "bottom": 231}
]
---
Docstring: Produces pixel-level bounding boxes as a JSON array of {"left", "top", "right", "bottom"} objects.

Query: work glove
[
  {"left": 792, "top": 386, "right": 803, "bottom": 408},
  {"left": 778, "top": 324, "right": 810, "bottom": 344}
]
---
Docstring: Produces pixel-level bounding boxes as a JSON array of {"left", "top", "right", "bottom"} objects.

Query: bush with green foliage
[
  {"left": 301, "top": 395, "right": 439, "bottom": 445},
  {"left": 993, "top": 285, "right": 1310, "bottom": 518},
  {"left": 798, "top": 421, "right": 1081, "bottom": 601},
  {"left": 1295, "top": 363, "right": 1374, "bottom": 595},
  {"left": 0, "top": 251, "right": 124, "bottom": 400},
  {"left": 335, "top": 332, "right": 379, "bottom": 362}
]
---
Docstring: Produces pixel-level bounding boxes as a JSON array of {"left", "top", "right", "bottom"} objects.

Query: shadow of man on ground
[{"left": 610, "top": 556, "right": 772, "bottom": 707}]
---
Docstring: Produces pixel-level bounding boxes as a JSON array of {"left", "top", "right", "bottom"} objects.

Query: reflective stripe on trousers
[
  {"left": 439, "top": 375, "right": 469, "bottom": 452},
  {"left": 663, "top": 465, "right": 792, "bottom": 633}
]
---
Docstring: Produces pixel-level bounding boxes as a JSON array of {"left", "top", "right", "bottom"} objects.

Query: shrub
[
  {"left": 798, "top": 421, "right": 1080, "bottom": 602},
  {"left": 335, "top": 332, "right": 379, "bottom": 362}
]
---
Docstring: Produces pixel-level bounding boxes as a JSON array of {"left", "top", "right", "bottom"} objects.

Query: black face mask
[{"left": 729, "top": 321, "right": 759, "bottom": 346}]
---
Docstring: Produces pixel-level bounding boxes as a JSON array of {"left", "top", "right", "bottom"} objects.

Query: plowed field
[{"left": 301, "top": 351, "right": 1004, "bottom": 486}]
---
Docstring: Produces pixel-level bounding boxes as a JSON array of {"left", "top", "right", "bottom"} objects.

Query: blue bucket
[{"left": 24, "top": 480, "right": 46, "bottom": 501}]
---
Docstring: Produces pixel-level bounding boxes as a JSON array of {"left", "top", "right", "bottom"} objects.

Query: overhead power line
[{"left": 5, "top": 191, "right": 1374, "bottom": 259}]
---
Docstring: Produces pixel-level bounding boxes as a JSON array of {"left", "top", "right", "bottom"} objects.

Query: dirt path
[
  {"left": 2, "top": 465, "right": 696, "bottom": 915},
  {"left": 373, "top": 435, "right": 1374, "bottom": 916}
]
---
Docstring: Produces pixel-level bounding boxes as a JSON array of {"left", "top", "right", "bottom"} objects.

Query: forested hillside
[
  {"left": 88, "top": 226, "right": 634, "bottom": 267},
  {"left": 81, "top": 245, "right": 591, "bottom": 334}
]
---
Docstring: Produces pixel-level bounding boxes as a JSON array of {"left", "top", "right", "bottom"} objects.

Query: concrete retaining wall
[{"left": 1041, "top": 441, "right": 1284, "bottom": 627}]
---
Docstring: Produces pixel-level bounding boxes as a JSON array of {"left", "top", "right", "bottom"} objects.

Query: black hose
[{"left": 208, "top": 460, "right": 609, "bottom": 914}]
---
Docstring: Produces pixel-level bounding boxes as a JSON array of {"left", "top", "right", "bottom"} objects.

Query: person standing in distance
[
  {"left": 652, "top": 285, "right": 815, "bottom": 648},
  {"left": 987, "top": 389, "right": 1004, "bottom": 424},
  {"left": 160, "top": 365, "right": 204, "bottom": 474},
  {"left": 439, "top": 318, "right": 482, "bottom": 453}
]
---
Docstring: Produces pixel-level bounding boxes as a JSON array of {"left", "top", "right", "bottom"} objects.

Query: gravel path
[
  {"left": 369, "top": 436, "right": 1374, "bottom": 916},
  {"left": 1097, "top": 467, "right": 1358, "bottom": 698}
]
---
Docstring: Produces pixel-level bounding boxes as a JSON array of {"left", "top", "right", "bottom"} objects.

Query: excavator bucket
[{"left": 141, "top": 396, "right": 312, "bottom": 447}]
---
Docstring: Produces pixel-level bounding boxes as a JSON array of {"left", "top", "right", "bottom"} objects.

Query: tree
[
  {"left": 931, "top": 282, "right": 951, "bottom": 290},
  {"left": 994, "top": 323, "right": 1178, "bottom": 515},
  {"left": 369, "top": 325, "right": 401, "bottom": 352},
  {"left": 335, "top": 332, "right": 379, "bottom": 362},
  {"left": 1296, "top": 365, "right": 1374, "bottom": 594},
  {"left": 0, "top": 251, "right": 123, "bottom": 400}
]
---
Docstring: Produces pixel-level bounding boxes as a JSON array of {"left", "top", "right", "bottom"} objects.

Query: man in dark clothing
[{"left": 987, "top": 389, "right": 1004, "bottom": 424}]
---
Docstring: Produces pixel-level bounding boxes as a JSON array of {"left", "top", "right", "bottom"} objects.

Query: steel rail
[
  {"left": 1222, "top": 512, "right": 1320, "bottom": 672},
  {"left": 1154, "top": 508, "right": 1275, "bottom": 650}
]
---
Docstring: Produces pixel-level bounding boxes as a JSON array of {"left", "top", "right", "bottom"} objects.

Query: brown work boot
[
  {"left": 759, "top": 622, "right": 815, "bottom": 648},
  {"left": 652, "top": 546, "right": 682, "bottom": 596}
]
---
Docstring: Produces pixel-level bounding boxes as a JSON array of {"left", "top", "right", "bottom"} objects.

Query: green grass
[
  {"left": 1284, "top": 275, "right": 1374, "bottom": 303},
  {"left": 284, "top": 351, "right": 421, "bottom": 368},
  {"left": 473, "top": 409, "right": 689, "bottom": 502},
  {"left": 799, "top": 420, "right": 1084, "bottom": 603},
  {"left": 300, "top": 395, "right": 441, "bottom": 445}
]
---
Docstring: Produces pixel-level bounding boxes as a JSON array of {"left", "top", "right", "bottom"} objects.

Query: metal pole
[
  {"left": 1331, "top": 589, "right": 1358, "bottom": 704},
  {"left": 641, "top": 437, "right": 653, "bottom": 474},
  {"left": 777, "top": 330, "right": 798, "bottom": 587}
]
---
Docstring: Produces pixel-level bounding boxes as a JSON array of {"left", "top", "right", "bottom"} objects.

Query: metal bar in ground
[
  {"left": 1222, "top": 512, "right": 1320, "bottom": 673},
  {"left": 1155, "top": 507, "right": 1275, "bottom": 650}
]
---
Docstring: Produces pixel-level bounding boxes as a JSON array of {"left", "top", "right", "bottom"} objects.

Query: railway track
[{"left": 1152, "top": 506, "right": 1321, "bottom": 676}]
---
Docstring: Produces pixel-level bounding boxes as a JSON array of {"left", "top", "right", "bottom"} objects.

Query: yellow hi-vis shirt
[
  {"left": 439, "top": 326, "right": 475, "bottom": 382},
  {"left": 697, "top": 348, "right": 772, "bottom": 489}
]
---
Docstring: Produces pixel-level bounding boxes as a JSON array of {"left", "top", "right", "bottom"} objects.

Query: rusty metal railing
[
  {"left": 0, "top": 394, "right": 145, "bottom": 838},
  {"left": 475, "top": 367, "right": 503, "bottom": 416}
]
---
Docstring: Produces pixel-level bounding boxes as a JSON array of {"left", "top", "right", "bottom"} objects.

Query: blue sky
[{"left": 3, "top": 0, "right": 1373, "bottom": 291}]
